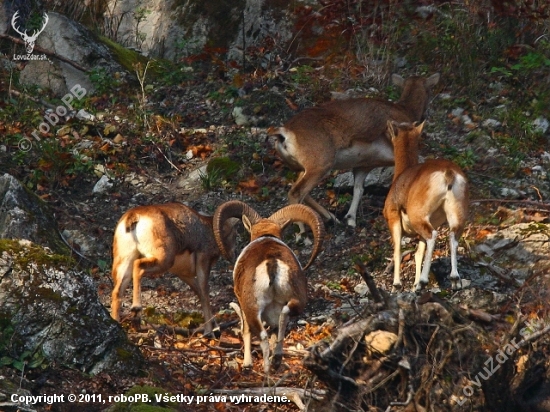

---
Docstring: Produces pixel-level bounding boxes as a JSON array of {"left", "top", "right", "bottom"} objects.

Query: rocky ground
[{"left": 1, "top": 64, "right": 550, "bottom": 411}]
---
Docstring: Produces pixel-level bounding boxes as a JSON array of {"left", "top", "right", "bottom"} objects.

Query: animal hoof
[
  {"left": 344, "top": 216, "right": 356, "bottom": 228},
  {"left": 392, "top": 284, "right": 403, "bottom": 293},
  {"left": 451, "top": 278, "right": 463, "bottom": 291},
  {"left": 130, "top": 306, "right": 142, "bottom": 315}
]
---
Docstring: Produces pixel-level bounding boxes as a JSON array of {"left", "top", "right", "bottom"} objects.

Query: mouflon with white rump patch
[
  {"left": 213, "top": 200, "right": 325, "bottom": 373},
  {"left": 383, "top": 121, "right": 469, "bottom": 291},
  {"left": 110, "top": 203, "right": 238, "bottom": 335}
]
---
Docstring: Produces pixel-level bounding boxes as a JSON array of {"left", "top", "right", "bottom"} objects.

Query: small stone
[
  {"left": 500, "top": 187, "right": 520, "bottom": 199},
  {"left": 482, "top": 119, "right": 501, "bottom": 129},
  {"left": 451, "top": 108, "right": 465, "bottom": 117},
  {"left": 364, "top": 330, "right": 398, "bottom": 356},
  {"left": 533, "top": 117, "right": 549, "bottom": 134},
  {"left": 354, "top": 282, "right": 369, "bottom": 296},
  {"left": 232, "top": 107, "right": 249, "bottom": 126},
  {"left": 76, "top": 109, "right": 96, "bottom": 121},
  {"left": 92, "top": 175, "right": 113, "bottom": 194}
]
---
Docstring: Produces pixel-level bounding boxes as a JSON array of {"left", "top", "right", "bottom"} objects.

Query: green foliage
[
  {"left": 207, "top": 86, "right": 239, "bottom": 102},
  {"left": 0, "top": 323, "right": 15, "bottom": 366},
  {"left": 199, "top": 167, "right": 222, "bottom": 191},
  {"left": 154, "top": 61, "right": 192, "bottom": 85},
  {"left": 174, "top": 36, "right": 202, "bottom": 60},
  {"left": 133, "top": 7, "right": 151, "bottom": 48},
  {"left": 89, "top": 67, "right": 120, "bottom": 95},
  {"left": 0, "top": 321, "right": 48, "bottom": 372},
  {"left": 172, "top": 311, "right": 204, "bottom": 329},
  {"left": 142, "top": 307, "right": 203, "bottom": 329},
  {"left": 0, "top": 349, "right": 48, "bottom": 371},
  {"left": 491, "top": 49, "right": 550, "bottom": 80},
  {"left": 493, "top": 108, "right": 547, "bottom": 171},
  {"left": 474, "top": 212, "right": 501, "bottom": 226},
  {"left": 519, "top": 222, "right": 550, "bottom": 236},
  {"left": 216, "top": 130, "right": 266, "bottom": 179},
  {"left": 513, "top": 51, "right": 550, "bottom": 71},
  {"left": 206, "top": 157, "right": 240, "bottom": 180},
  {"left": 410, "top": 6, "right": 517, "bottom": 94},
  {"left": 96, "top": 259, "right": 109, "bottom": 272},
  {"left": 440, "top": 142, "right": 483, "bottom": 172},
  {"left": 385, "top": 83, "right": 402, "bottom": 101},
  {"left": 21, "top": 138, "right": 94, "bottom": 189},
  {"left": 0, "top": 239, "right": 74, "bottom": 273},
  {"left": 290, "top": 65, "right": 315, "bottom": 85},
  {"left": 453, "top": 148, "right": 478, "bottom": 171},
  {"left": 335, "top": 192, "right": 352, "bottom": 207},
  {"left": 324, "top": 281, "right": 342, "bottom": 291}
]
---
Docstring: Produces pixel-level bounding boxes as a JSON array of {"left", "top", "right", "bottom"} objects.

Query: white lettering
[
  {"left": 44, "top": 112, "right": 59, "bottom": 126},
  {"left": 61, "top": 94, "right": 74, "bottom": 110},
  {"left": 70, "top": 84, "right": 86, "bottom": 100},
  {"left": 56, "top": 105, "right": 67, "bottom": 117},
  {"left": 38, "top": 122, "right": 50, "bottom": 133}
]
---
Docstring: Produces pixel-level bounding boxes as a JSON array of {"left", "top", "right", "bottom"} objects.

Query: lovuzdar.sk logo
[{"left": 11, "top": 10, "right": 50, "bottom": 61}]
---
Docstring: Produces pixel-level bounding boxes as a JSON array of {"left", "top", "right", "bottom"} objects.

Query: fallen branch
[
  {"left": 128, "top": 319, "right": 239, "bottom": 337},
  {"left": 477, "top": 261, "right": 523, "bottom": 287},
  {"left": 354, "top": 260, "right": 384, "bottom": 304},
  {"left": 319, "top": 316, "right": 379, "bottom": 358},
  {"left": 8, "top": 88, "right": 57, "bottom": 110},
  {"left": 380, "top": 249, "right": 415, "bottom": 279},
  {"left": 471, "top": 198, "right": 550, "bottom": 210},
  {"left": 155, "top": 145, "right": 183, "bottom": 173},
  {"left": 140, "top": 345, "right": 239, "bottom": 357},
  {"left": 501, "top": 310, "right": 524, "bottom": 347},
  {"left": 516, "top": 323, "right": 550, "bottom": 348},
  {"left": 395, "top": 308, "right": 405, "bottom": 349},
  {"left": 390, "top": 358, "right": 415, "bottom": 407},
  {"left": 57, "top": 229, "right": 96, "bottom": 266}
]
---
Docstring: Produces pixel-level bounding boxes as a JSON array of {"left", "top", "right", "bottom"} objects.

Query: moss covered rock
[
  {"left": 0, "top": 239, "right": 143, "bottom": 375},
  {"left": 0, "top": 173, "right": 69, "bottom": 255}
]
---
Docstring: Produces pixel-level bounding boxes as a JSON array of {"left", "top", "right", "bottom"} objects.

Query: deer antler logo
[{"left": 11, "top": 11, "right": 49, "bottom": 54}]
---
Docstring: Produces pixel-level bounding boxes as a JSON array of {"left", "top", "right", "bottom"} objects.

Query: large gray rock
[
  {"left": 0, "top": 173, "right": 142, "bottom": 375},
  {"left": 0, "top": 173, "right": 68, "bottom": 254},
  {"left": 0, "top": 2, "right": 7, "bottom": 35},
  {"left": 16, "top": 12, "right": 126, "bottom": 95},
  {"left": 333, "top": 167, "right": 395, "bottom": 190},
  {"left": 0, "top": 239, "right": 143, "bottom": 375},
  {"left": 105, "top": 0, "right": 293, "bottom": 62}
]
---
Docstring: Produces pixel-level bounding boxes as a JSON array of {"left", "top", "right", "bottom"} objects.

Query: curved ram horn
[
  {"left": 213, "top": 200, "right": 262, "bottom": 261},
  {"left": 268, "top": 204, "right": 325, "bottom": 270}
]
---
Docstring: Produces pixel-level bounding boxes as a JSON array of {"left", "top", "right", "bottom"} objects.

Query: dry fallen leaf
[
  {"left": 285, "top": 97, "right": 299, "bottom": 111},
  {"left": 112, "top": 133, "right": 125, "bottom": 144},
  {"left": 238, "top": 178, "right": 259, "bottom": 193}
]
